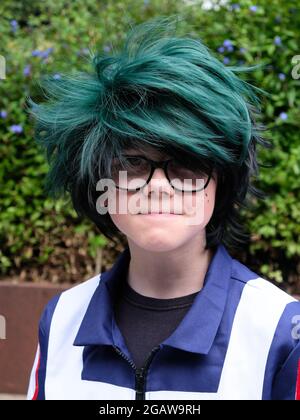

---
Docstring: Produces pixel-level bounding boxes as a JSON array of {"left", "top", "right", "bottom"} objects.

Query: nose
[{"left": 143, "top": 167, "right": 174, "bottom": 197}]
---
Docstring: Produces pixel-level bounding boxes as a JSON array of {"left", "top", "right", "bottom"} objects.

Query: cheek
[
  {"left": 109, "top": 212, "right": 135, "bottom": 236},
  {"left": 203, "top": 179, "right": 217, "bottom": 223},
  {"left": 204, "top": 186, "right": 216, "bottom": 220},
  {"left": 107, "top": 190, "right": 140, "bottom": 235},
  {"left": 204, "top": 193, "right": 215, "bottom": 226},
  {"left": 183, "top": 179, "right": 217, "bottom": 228}
]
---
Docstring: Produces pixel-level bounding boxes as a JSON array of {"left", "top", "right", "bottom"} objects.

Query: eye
[
  {"left": 127, "top": 157, "right": 144, "bottom": 166},
  {"left": 125, "top": 156, "right": 150, "bottom": 169}
]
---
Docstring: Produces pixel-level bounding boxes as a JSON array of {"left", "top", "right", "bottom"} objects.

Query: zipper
[{"left": 114, "top": 345, "right": 161, "bottom": 400}]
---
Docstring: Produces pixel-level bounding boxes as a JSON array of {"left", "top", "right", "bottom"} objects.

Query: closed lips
[{"left": 138, "top": 212, "right": 182, "bottom": 214}]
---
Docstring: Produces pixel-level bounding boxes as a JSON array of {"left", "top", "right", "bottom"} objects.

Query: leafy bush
[{"left": 0, "top": 0, "right": 299, "bottom": 291}]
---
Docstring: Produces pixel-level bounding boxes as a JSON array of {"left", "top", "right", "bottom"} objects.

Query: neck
[{"left": 126, "top": 235, "right": 215, "bottom": 299}]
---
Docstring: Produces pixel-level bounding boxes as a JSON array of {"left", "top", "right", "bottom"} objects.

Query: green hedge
[{"left": 0, "top": 0, "right": 299, "bottom": 290}]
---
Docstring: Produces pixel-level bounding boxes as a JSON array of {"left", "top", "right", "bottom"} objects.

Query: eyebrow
[{"left": 123, "top": 151, "right": 171, "bottom": 160}]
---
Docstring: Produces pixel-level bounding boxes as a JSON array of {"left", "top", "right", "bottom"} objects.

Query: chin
[
  {"left": 133, "top": 236, "right": 182, "bottom": 253},
  {"left": 139, "top": 244, "right": 176, "bottom": 253}
]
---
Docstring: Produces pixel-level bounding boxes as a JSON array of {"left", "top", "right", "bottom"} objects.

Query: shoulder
[
  {"left": 231, "top": 257, "right": 298, "bottom": 307},
  {"left": 230, "top": 257, "right": 300, "bottom": 347},
  {"left": 39, "top": 273, "right": 102, "bottom": 334}
]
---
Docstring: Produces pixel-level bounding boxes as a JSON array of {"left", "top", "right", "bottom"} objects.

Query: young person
[{"left": 27, "top": 16, "right": 300, "bottom": 400}]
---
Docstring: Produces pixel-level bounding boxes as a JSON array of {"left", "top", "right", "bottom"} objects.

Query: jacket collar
[{"left": 74, "top": 243, "right": 232, "bottom": 356}]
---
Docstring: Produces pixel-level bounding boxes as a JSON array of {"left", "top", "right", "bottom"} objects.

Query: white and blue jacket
[{"left": 27, "top": 244, "right": 300, "bottom": 400}]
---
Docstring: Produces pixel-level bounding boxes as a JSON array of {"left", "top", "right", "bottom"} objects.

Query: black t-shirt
[{"left": 114, "top": 276, "right": 199, "bottom": 369}]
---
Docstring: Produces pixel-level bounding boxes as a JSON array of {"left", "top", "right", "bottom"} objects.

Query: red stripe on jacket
[
  {"left": 296, "top": 359, "right": 300, "bottom": 400},
  {"left": 32, "top": 353, "right": 41, "bottom": 400}
]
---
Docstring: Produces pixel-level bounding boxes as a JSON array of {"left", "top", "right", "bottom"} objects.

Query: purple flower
[
  {"left": 32, "top": 50, "right": 41, "bottom": 57},
  {"left": 223, "top": 57, "right": 230, "bottom": 65},
  {"left": 249, "top": 5, "right": 258, "bottom": 12},
  {"left": 218, "top": 46, "right": 225, "bottom": 53},
  {"left": 231, "top": 4, "right": 240, "bottom": 10},
  {"left": 32, "top": 48, "right": 53, "bottom": 59},
  {"left": 223, "top": 39, "right": 233, "bottom": 48},
  {"left": 103, "top": 45, "right": 111, "bottom": 53},
  {"left": 0, "top": 110, "right": 7, "bottom": 118},
  {"left": 23, "top": 64, "right": 31, "bottom": 77},
  {"left": 10, "top": 124, "right": 23, "bottom": 133},
  {"left": 10, "top": 20, "right": 18, "bottom": 32},
  {"left": 40, "top": 48, "right": 54, "bottom": 59},
  {"left": 239, "top": 47, "right": 247, "bottom": 54},
  {"left": 222, "top": 40, "right": 234, "bottom": 53},
  {"left": 274, "top": 36, "right": 282, "bottom": 46},
  {"left": 279, "top": 112, "right": 288, "bottom": 120},
  {"left": 77, "top": 48, "right": 90, "bottom": 56},
  {"left": 53, "top": 73, "right": 61, "bottom": 80},
  {"left": 278, "top": 73, "right": 286, "bottom": 81}
]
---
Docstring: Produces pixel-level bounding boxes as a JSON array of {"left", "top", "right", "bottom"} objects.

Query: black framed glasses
[{"left": 110, "top": 155, "right": 213, "bottom": 192}]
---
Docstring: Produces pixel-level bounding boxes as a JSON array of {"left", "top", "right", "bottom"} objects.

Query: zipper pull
[
  {"left": 136, "top": 367, "right": 145, "bottom": 378},
  {"left": 135, "top": 367, "right": 145, "bottom": 399}
]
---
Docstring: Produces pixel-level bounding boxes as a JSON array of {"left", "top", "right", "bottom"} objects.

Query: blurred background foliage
[{"left": 0, "top": 0, "right": 299, "bottom": 292}]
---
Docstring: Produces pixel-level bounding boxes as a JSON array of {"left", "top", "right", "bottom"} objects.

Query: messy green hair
[{"left": 27, "top": 15, "right": 271, "bottom": 249}]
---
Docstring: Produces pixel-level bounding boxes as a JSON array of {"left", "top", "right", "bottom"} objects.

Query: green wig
[{"left": 27, "top": 15, "right": 271, "bottom": 249}]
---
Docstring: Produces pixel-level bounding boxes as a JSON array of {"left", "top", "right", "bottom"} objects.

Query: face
[{"left": 106, "top": 145, "right": 217, "bottom": 253}]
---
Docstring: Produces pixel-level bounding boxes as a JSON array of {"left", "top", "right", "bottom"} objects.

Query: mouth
[{"left": 138, "top": 212, "right": 182, "bottom": 215}]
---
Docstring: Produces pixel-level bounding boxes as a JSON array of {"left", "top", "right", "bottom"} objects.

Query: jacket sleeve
[
  {"left": 26, "top": 294, "right": 61, "bottom": 400},
  {"left": 271, "top": 318, "right": 300, "bottom": 400},
  {"left": 26, "top": 343, "right": 41, "bottom": 400},
  {"left": 27, "top": 317, "right": 46, "bottom": 400}
]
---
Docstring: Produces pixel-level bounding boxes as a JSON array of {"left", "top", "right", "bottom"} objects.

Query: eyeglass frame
[{"left": 112, "top": 155, "right": 213, "bottom": 192}]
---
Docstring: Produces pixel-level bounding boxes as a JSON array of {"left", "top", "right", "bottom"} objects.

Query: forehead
[{"left": 123, "top": 144, "right": 171, "bottom": 160}]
